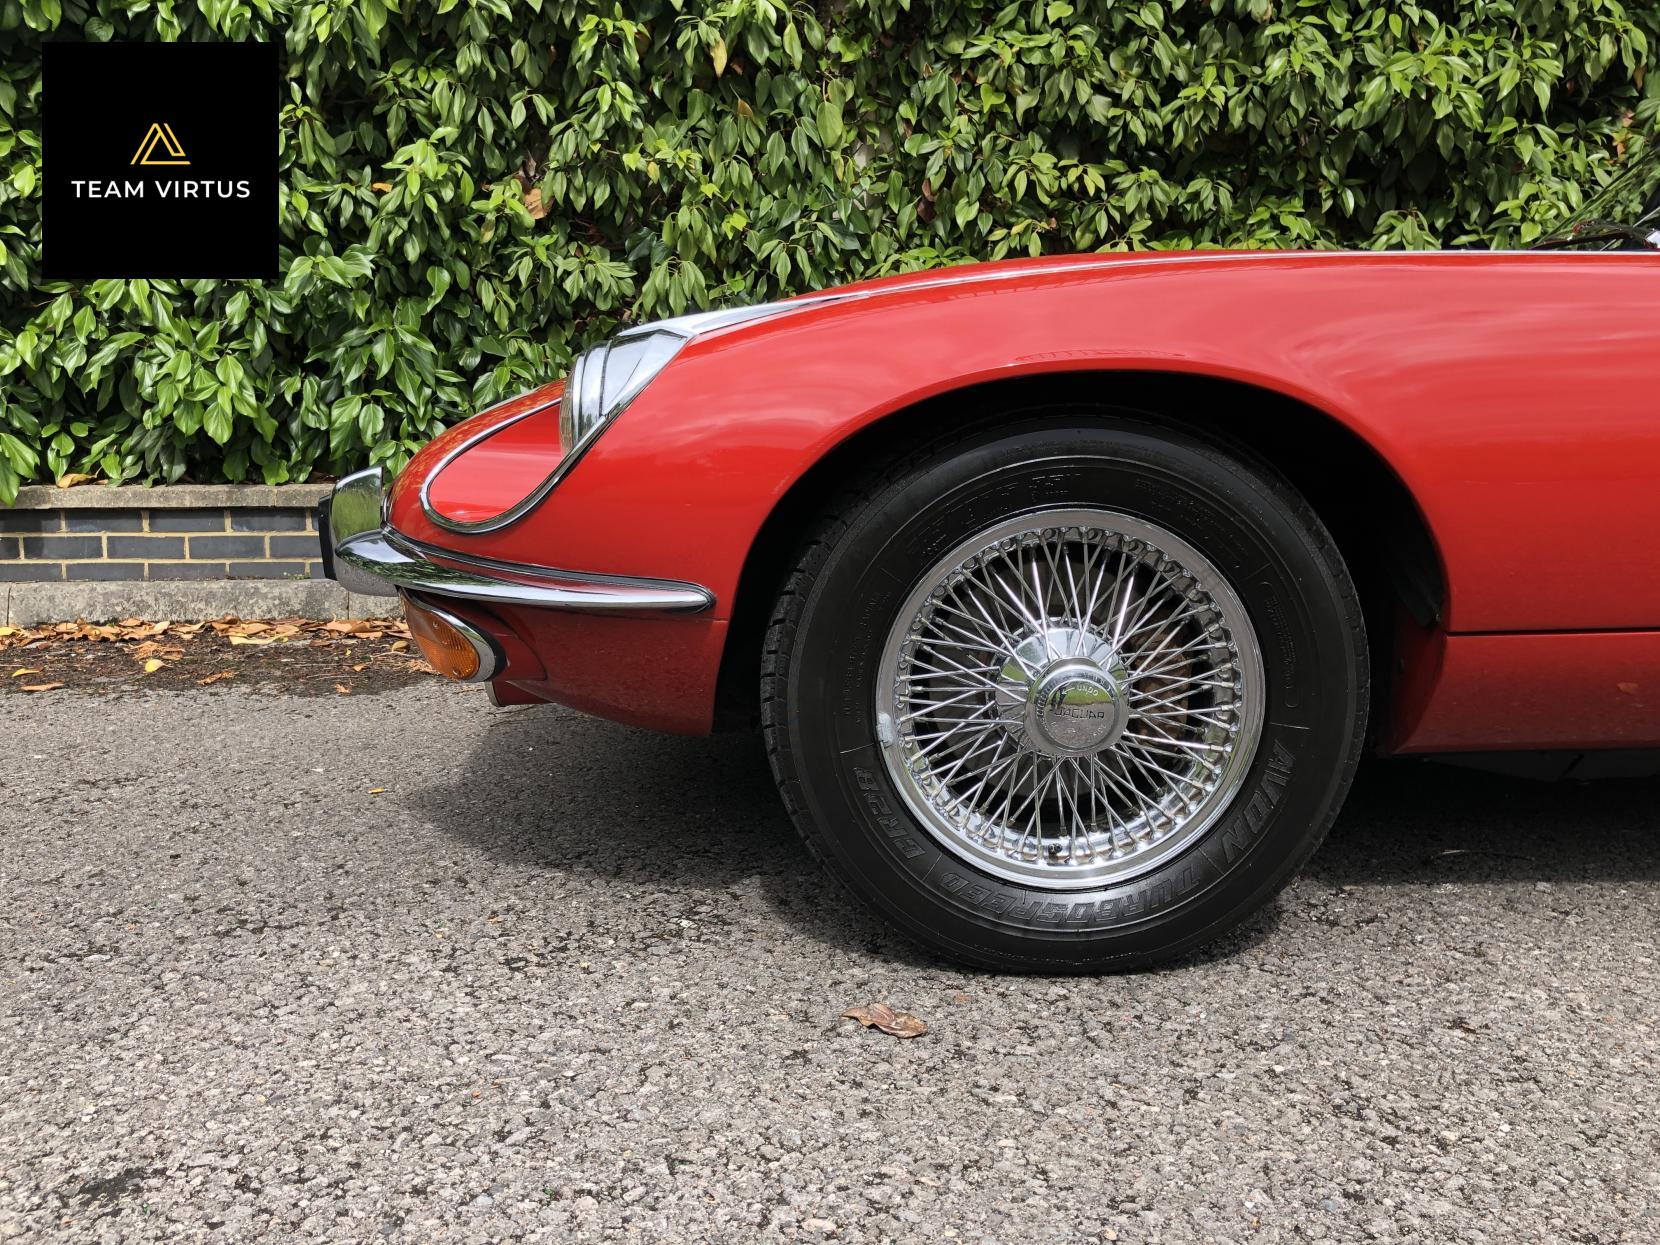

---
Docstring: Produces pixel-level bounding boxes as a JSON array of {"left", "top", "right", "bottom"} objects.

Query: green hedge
[{"left": 1, "top": 1, "right": 1656, "bottom": 503}]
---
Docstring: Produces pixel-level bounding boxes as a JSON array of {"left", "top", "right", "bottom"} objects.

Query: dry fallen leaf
[
  {"left": 371, "top": 181, "right": 392, "bottom": 193},
  {"left": 196, "top": 670, "right": 236, "bottom": 686},
  {"left": 54, "top": 472, "right": 96, "bottom": 488},
  {"left": 368, "top": 787, "right": 386, "bottom": 795},
  {"left": 523, "top": 187, "right": 546, "bottom": 220},
  {"left": 334, "top": 683, "right": 352, "bottom": 695},
  {"left": 0, "top": 614, "right": 414, "bottom": 695},
  {"left": 841, "top": 1003, "right": 927, "bottom": 1039},
  {"left": 142, "top": 658, "right": 166, "bottom": 674},
  {"left": 20, "top": 682, "right": 64, "bottom": 693}
]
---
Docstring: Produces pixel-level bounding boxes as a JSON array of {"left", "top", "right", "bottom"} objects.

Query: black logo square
[{"left": 43, "top": 42, "right": 278, "bottom": 280}]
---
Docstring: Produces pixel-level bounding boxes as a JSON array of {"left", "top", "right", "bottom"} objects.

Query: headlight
[
  {"left": 558, "top": 329, "right": 687, "bottom": 455},
  {"left": 420, "top": 302, "right": 818, "bottom": 536},
  {"left": 557, "top": 302, "right": 802, "bottom": 460}
]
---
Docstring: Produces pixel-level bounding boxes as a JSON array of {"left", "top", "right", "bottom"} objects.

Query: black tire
[{"left": 760, "top": 411, "right": 1368, "bottom": 972}]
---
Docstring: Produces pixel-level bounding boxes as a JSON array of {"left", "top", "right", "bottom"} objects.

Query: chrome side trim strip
[
  {"left": 335, "top": 528, "right": 713, "bottom": 612},
  {"left": 326, "top": 466, "right": 713, "bottom": 614}
]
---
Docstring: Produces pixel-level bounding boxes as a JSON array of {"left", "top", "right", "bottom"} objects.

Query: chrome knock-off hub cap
[
  {"left": 877, "top": 509, "right": 1265, "bottom": 889},
  {"left": 994, "top": 629, "right": 1130, "bottom": 756}
]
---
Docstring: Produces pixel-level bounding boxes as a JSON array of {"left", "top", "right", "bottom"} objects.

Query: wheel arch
[{"left": 713, "top": 369, "right": 1446, "bottom": 733}]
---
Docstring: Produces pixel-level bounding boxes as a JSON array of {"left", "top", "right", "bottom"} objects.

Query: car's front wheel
[{"left": 761, "top": 412, "right": 1368, "bottom": 972}]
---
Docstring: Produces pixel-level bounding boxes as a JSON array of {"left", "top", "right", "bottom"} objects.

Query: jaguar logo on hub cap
[
  {"left": 1030, "top": 662, "right": 1124, "bottom": 754},
  {"left": 983, "top": 625, "right": 1134, "bottom": 758}
]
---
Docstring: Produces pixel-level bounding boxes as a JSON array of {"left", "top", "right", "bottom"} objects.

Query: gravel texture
[{"left": 3, "top": 682, "right": 1658, "bottom": 1242}]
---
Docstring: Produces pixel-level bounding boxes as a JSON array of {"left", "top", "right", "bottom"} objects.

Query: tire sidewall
[{"left": 779, "top": 416, "right": 1364, "bottom": 967}]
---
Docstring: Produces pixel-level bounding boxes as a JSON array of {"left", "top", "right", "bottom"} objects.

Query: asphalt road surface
[{"left": 4, "top": 681, "right": 1658, "bottom": 1242}]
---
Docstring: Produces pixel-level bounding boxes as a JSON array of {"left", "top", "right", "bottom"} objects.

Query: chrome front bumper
[{"left": 319, "top": 466, "right": 713, "bottom": 613}]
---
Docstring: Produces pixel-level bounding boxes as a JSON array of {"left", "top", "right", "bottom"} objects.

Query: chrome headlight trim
[
  {"left": 420, "top": 299, "right": 831, "bottom": 536},
  {"left": 558, "top": 328, "right": 688, "bottom": 466},
  {"left": 416, "top": 388, "right": 564, "bottom": 536}
]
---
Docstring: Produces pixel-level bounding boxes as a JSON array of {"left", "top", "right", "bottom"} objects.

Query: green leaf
[
  {"left": 818, "top": 97, "right": 844, "bottom": 148},
  {"left": 0, "top": 0, "right": 1648, "bottom": 501}
]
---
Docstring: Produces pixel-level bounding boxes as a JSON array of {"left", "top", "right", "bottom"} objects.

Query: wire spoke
[{"left": 880, "top": 511, "right": 1261, "bottom": 886}]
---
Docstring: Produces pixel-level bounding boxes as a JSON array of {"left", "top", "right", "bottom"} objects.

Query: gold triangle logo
[{"left": 131, "top": 122, "right": 189, "bottom": 166}]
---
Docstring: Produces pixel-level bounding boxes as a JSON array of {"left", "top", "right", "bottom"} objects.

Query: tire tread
[{"left": 760, "top": 413, "right": 1369, "bottom": 972}]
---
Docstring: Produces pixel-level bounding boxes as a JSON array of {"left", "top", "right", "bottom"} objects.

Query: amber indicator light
[{"left": 406, "top": 603, "right": 481, "bottom": 681}]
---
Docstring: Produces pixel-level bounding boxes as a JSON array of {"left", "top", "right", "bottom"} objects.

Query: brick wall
[{"left": 0, "top": 484, "right": 332, "bottom": 584}]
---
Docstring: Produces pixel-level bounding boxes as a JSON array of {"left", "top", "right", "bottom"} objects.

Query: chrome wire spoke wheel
[
  {"left": 768, "top": 420, "right": 1367, "bottom": 971},
  {"left": 877, "top": 508, "right": 1265, "bottom": 889}
]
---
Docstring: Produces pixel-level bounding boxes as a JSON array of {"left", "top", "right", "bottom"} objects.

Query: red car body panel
[
  {"left": 418, "top": 383, "right": 564, "bottom": 527},
  {"left": 485, "top": 605, "right": 728, "bottom": 734},
  {"left": 1391, "top": 628, "right": 1660, "bottom": 753},
  {"left": 386, "top": 250, "right": 1660, "bottom": 747}
]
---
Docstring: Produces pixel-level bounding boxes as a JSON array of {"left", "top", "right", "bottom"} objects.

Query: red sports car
[{"left": 323, "top": 158, "right": 1660, "bottom": 972}]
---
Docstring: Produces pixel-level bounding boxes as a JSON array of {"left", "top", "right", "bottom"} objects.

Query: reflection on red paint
[{"left": 381, "top": 250, "right": 1660, "bottom": 748}]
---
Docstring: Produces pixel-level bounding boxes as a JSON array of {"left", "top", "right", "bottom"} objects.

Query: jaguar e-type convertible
[{"left": 323, "top": 154, "right": 1660, "bottom": 972}]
